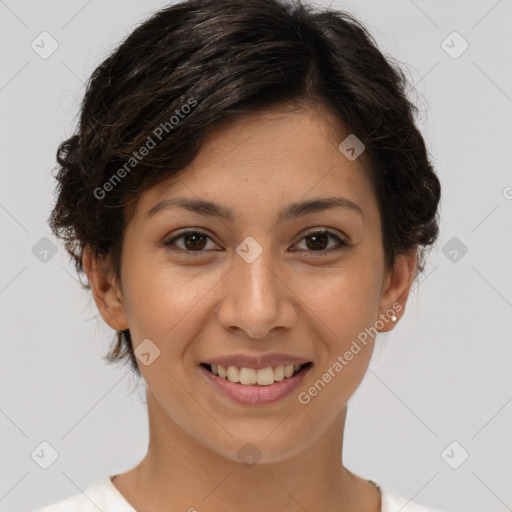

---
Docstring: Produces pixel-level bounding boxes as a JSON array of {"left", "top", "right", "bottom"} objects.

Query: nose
[{"left": 216, "top": 246, "right": 298, "bottom": 340}]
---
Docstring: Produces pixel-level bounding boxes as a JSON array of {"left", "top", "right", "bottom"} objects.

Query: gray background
[{"left": 1, "top": 1, "right": 511, "bottom": 511}]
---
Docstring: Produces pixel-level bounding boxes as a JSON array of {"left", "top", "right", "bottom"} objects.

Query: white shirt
[{"left": 28, "top": 475, "right": 446, "bottom": 512}]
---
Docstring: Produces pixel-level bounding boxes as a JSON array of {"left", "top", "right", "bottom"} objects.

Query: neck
[{"left": 113, "top": 391, "right": 380, "bottom": 512}]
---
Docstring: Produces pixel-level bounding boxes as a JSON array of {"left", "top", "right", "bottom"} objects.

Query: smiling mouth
[{"left": 200, "top": 362, "right": 313, "bottom": 386}]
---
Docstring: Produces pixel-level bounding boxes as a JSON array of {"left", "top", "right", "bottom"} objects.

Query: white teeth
[
  {"left": 274, "top": 365, "right": 285, "bottom": 381},
  {"left": 209, "top": 363, "right": 306, "bottom": 386},
  {"left": 239, "top": 367, "right": 256, "bottom": 385},
  {"left": 256, "top": 367, "right": 275, "bottom": 386},
  {"left": 284, "top": 364, "right": 294, "bottom": 378},
  {"left": 227, "top": 365, "right": 240, "bottom": 383}
]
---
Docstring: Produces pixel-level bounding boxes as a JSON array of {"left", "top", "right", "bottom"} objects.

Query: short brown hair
[{"left": 49, "top": 0, "right": 441, "bottom": 374}]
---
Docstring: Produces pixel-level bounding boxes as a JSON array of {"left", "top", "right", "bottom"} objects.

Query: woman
[{"left": 34, "top": 0, "right": 444, "bottom": 510}]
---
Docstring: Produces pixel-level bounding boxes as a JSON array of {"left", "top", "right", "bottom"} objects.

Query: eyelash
[{"left": 163, "top": 229, "right": 349, "bottom": 256}]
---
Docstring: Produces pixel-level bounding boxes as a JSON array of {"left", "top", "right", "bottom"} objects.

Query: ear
[
  {"left": 377, "top": 247, "right": 417, "bottom": 333},
  {"left": 82, "top": 246, "right": 129, "bottom": 331}
]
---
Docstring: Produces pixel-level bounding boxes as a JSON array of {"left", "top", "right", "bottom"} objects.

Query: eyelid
[
  {"left": 297, "top": 226, "right": 347, "bottom": 241},
  {"left": 292, "top": 228, "right": 349, "bottom": 253},
  {"left": 164, "top": 228, "right": 222, "bottom": 250},
  {"left": 163, "top": 227, "right": 349, "bottom": 255}
]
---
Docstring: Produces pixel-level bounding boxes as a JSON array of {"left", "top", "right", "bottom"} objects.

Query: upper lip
[{"left": 201, "top": 353, "right": 312, "bottom": 370}]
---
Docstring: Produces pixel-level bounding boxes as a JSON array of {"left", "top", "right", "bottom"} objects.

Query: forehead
[{"left": 131, "top": 107, "right": 379, "bottom": 226}]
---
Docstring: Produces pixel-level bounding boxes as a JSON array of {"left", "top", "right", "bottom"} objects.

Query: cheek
[
  {"left": 292, "top": 265, "right": 383, "bottom": 409},
  {"left": 120, "top": 255, "right": 221, "bottom": 345},
  {"left": 294, "top": 271, "right": 379, "bottom": 417},
  {"left": 296, "top": 263, "right": 382, "bottom": 334}
]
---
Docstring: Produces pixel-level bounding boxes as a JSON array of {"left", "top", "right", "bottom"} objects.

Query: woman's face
[{"left": 89, "top": 106, "right": 414, "bottom": 463}]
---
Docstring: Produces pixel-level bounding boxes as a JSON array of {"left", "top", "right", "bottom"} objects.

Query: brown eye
[
  {"left": 183, "top": 232, "right": 207, "bottom": 251},
  {"left": 164, "top": 231, "right": 217, "bottom": 252},
  {"left": 304, "top": 232, "right": 329, "bottom": 251},
  {"left": 294, "top": 230, "right": 348, "bottom": 254}
]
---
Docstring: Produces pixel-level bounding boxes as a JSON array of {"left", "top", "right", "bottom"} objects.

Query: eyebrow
[{"left": 146, "top": 196, "right": 364, "bottom": 222}]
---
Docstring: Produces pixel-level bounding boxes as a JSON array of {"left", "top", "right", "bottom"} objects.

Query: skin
[{"left": 83, "top": 105, "right": 417, "bottom": 512}]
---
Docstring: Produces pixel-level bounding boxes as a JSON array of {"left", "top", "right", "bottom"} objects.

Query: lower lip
[{"left": 198, "top": 364, "right": 312, "bottom": 405}]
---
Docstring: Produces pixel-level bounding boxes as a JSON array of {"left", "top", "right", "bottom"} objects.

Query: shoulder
[
  {"left": 380, "top": 488, "right": 447, "bottom": 512},
  {"left": 27, "top": 475, "right": 136, "bottom": 512}
]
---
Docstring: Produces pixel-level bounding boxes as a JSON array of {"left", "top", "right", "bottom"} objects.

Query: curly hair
[{"left": 49, "top": 0, "right": 441, "bottom": 375}]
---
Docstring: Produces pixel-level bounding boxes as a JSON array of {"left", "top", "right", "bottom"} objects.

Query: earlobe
[
  {"left": 377, "top": 248, "right": 417, "bottom": 333},
  {"left": 82, "top": 246, "right": 129, "bottom": 331}
]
